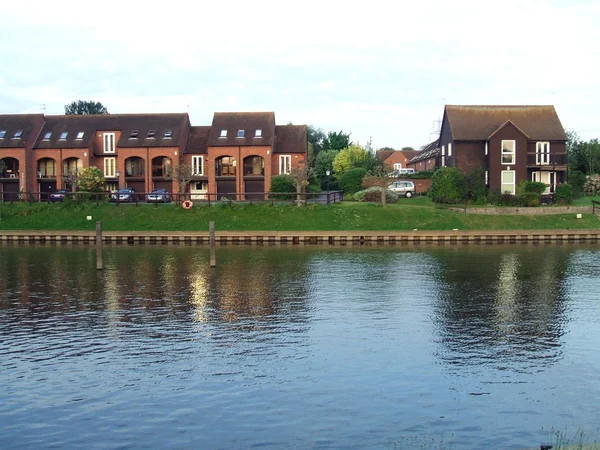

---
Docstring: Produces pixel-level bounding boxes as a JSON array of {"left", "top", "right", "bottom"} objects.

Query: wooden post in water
[
  {"left": 209, "top": 221, "right": 216, "bottom": 267},
  {"left": 96, "top": 221, "right": 103, "bottom": 270}
]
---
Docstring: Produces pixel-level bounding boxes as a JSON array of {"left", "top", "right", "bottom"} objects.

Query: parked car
[
  {"left": 388, "top": 181, "right": 416, "bottom": 198},
  {"left": 110, "top": 188, "right": 138, "bottom": 202},
  {"left": 49, "top": 189, "right": 70, "bottom": 202},
  {"left": 147, "top": 188, "right": 172, "bottom": 203}
]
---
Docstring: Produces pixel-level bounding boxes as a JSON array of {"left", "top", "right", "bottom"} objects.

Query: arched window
[
  {"left": 125, "top": 157, "right": 145, "bottom": 177},
  {"left": 63, "top": 157, "right": 83, "bottom": 176},
  {"left": 243, "top": 156, "right": 265, "bottom": 176},
  {"left": 0, "top": 157, "right": 19, "bottom": 178},
  {"left": 215, "top": 156, "right": 237, "bottom": 176},
  {"left": 152, "top": 157, "right": 172, "bottom": 177},
  {"left": 38, "top": 158, "right": 56, "bottom": 178}
]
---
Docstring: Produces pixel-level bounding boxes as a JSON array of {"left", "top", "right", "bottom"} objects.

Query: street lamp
[
  {"left": 326, "top": 170, "right": 331, "bottom": 192},
  {"left": 115, "top": 170, "right": 121, "bottom": 189}
]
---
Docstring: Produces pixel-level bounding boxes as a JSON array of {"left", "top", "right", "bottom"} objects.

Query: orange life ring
[{"left": 182, "top": 200, "right": 193, "bottom": 209}]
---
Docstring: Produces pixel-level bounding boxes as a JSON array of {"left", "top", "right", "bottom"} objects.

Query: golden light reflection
[{"left": 495, "top": 253, "right": 519, "bottom": 330}]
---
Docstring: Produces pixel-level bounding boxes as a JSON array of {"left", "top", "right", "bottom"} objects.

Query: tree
[
  {"left": 580, "top": 139, "right": 600, "bottom": 175},
  {"left": 307, "top": 125, "right": 326, "bottom": 155},
  {"left": 65, "top": 100, "right": 109, "bottom": 115},
  {"left": 315, "top": 149, "right": 339, "bottom": 188},
  {"left": 332, "top": 144, "right": 371, "bottom": 175},
  {"left": 362, "top": 164, "right": 397, "bottom": 206},
  {"left": 288, "top": 163, "right": 314, "bottom": 205},
  {"left": 77, "top": 167, "right": 104, "bottom": 192},
  {"left": 166, "top": 164, "right": 194, "bottom": 197},
  {"left": 401, "top": 146, "right": 415, "bottom": 151},
  {"left": 62, "top": 169, "right": 79, "bottom": 193},
  {"left": 322, "top": 130, "right": 351, "bottom": 151}
]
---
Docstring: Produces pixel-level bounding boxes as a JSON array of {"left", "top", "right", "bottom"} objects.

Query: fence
[{"left": 0, "top": 191, "right": 345, "bottom": 206}]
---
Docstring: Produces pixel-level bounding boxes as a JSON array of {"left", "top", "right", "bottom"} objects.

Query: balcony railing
[{"left": 527, "top": 153, "right": 568, "bottom": 166}]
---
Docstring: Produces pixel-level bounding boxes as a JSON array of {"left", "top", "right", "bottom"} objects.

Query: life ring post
[
  {"left": 182, "top": 199, "right": 193, "bottom": 209},
  {"left": 209, "top": 221, "right": 216, "bottom": 267}
]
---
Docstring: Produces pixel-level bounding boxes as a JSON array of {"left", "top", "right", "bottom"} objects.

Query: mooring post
[
  {"left": 96, "top": 220, "right": 103, "bottom": 270},
  {"left": 209, "top": 221, "right": 216, "bottom": 267}
]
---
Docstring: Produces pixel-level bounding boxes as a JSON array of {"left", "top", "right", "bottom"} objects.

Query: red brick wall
[{"left": 1, "top": 148, "right": 27, "bottom": 190}]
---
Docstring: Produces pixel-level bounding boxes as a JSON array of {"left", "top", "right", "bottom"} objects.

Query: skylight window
[
  {"left": 130, "top": 130, "right": 139, "bottom": 139},
  {"left": 220, "top": 129, "right": 227, "bottom": 138},
  {"left": 255, "top": 129, "right": 262, "bottom": 137},
  {"left": 76, "top": 131, "right": 84, "bottom": 140},
  {"left": 237, "top": 129, "right": 245, "bottom": 138},
  {"left": 147, "top": 130, "right": 156, "bottom": 138},
  {"left": 59, "top": 132, "right": 68, "bottom": 140},
  {"left": 164, "top": 130, "right": 173, "bottom": 138},
  {"left": 0, "top": 130, "right": 6, "bottom": 138},
  {"left": 14, "top": 130, "right": 23, "bottom": 139},
  {"left": 43, "top": 132, "right": 52, "bottom": 140}
]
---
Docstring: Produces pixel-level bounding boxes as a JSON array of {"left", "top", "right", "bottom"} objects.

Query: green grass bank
[{"left": 0, "top": 201, "right": 598, "bottom": 232}]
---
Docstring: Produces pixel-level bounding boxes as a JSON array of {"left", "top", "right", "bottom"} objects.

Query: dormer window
[
  {"left": 147, "top": 130, "right": 156, "bottom": 138},
  {"left": 0, "top": 130, "right": 6, "bottom": 138},
  {"left": 164, "top": 129, "right": 173, "bottom": 138},
  {"left": 76, "top": 131, "right": 84, "bottom": 140},
  {"left": 237, "top": 129, "right": 245, "bottom": 138},
  {"left": 43, "top": 132, "right": 52, "bottom": 140},
  {"left": 130, "top": 130, "right": 139, "bottom": 139},
  {"left": 220, "top": 129, "right": 227, "bottom": 138},
  {"left": 59, "top": 131, "right": 68, "bottom": 140},
  {"left": 255, "top": 129, "right": 262, "bottom": 137},
  {"left": 13, "top": 130, "right": 23, "bottom": 139}
]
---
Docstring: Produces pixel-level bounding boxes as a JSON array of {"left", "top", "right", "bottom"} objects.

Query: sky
[{"left": 1, "top": 0, "right": 599, "bottom": 149}]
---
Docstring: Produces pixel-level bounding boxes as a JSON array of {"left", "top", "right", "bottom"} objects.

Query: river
[{"left": 1, "top": 244, "right": 599, "bottom": 449}]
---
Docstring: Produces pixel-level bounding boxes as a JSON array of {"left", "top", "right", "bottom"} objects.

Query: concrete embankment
[{"left": 1, "top": 229, "right": 599, "bottom": 245}]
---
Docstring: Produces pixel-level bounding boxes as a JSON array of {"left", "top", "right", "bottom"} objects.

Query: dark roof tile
[
  {"left": 0, "top": 114, "right": 45, "bottom": 149},
  {"left": 274, "top": 125, "right": 307, "bottom": 154},
  {"left": 184, "top": 126, "right": 211, "bottom": 154},
  {"left": 207, "top": 112, "right": 276, "bottom": 146}
]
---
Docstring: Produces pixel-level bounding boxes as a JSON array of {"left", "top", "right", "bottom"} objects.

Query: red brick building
[{"left": 0, "top": 112, "right": 307, "bottom": 200}]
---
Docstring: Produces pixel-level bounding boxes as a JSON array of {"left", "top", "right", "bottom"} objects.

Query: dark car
[
  {"left": 110, "top": 188, "right": 138, "bottom": 202},
  {"left": 49, "top": 189, "right": 70, "bottom": 202},
  {"left": 147, "top": 188, "right": 172, "bottom": 203}
]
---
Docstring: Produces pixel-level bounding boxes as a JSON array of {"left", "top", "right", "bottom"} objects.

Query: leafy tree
[
  {"left": 288, "top": 163, "right": 314, "bottom": 205},
  {"left": 65, "top": 100, "right": 109, "bottom": 115},
  {"left": 338, "top": 168, "right": 367, "bottom": 195},
  {"left": 401, "top": 146, "right": 415, "bottom": 151},
  {"left": 307, "top": 125, "right": 326, "bottom": 154},
  {"left": 428, "top": 167, "right": 465, "bottom": 204},
  {"left": 332, "top": 144, "right": 370, "bottom": 174},
  {"left": 580, "top": 139, "right": 600, "bottom": 175},
  {"left": 377, "top": 146, "right": 395, "bottom": 152},
  {"left": 554, "top": 183, "right": 574, "bottom": 205},
  {"left": 315, "top": 149, "right": 339, "bottom": 188},
  {"left": 270, "top": 175, "right": 295, "bottom": 199},
  {"left": 464, "top": 167, "right": 487, "bottom": 202},
  {"left": 166, "top": 164, "right": 194, "bottom": 197},
  {"left": 77, "top": 167, "right": 104, "bottom": 192},
  {"left": 323, "top": 130, "right": 351, "bottom": 151},
  {"left": 362, "top": 164, "right": 397, "bottom": 206}
]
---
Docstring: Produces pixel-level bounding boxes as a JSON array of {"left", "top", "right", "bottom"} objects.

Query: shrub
[
  {"left": 555, "top": 183, "right": 574, "bottom": 205},
  {"left": 568, "top": 169, "right": 587, "bottom": 197},
  {"left": 270, "top": 175, "right": 295, "bottom": 199},
  {"left": 488, "top": 191, "right": 521, "bottom": 206},
  {"left": 518, "top": 192, "right": 541, "bottom": 207},
  {"left": 516, "top": 180, "right": 547, "bottom": 195},
  {"left": 464, "top": 167, "right": 487, "bottom": 202},
  {"left": 354, "top": 187, "right": 398, "bottom": 203},
  {"left": 338, "top": 168, "right": 367, "bottom": 194},
  {"left": 428, "top": 167, "right": 465, "bottom": 204},
  {"left": 583, "top": 174, "right": 600, "bottom": 195}
]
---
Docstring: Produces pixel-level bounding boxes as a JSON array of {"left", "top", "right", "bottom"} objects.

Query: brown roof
[
  {"left": 376, "top": 149, "right": 394, "bottom": 162},
  {"left": 409, "top": 140, "right": 440, "bottom": 164},
  {"left": 208, "top": 112, "right": 276, "bottom": 147},
  {"left": 0, "top": 114, "right": 45, "bottom": 149},
  {"left": 184, "top": 126, "right": 211, "bottom": 154},
  {"left": 445, "top": 105, "right": 566, "bottom": 141},
  {"left": 33, "top": 113, "right": 190, "bottom": 149},
  {"left": 274, "top": 125, "right": 307, "bottom": 154}
]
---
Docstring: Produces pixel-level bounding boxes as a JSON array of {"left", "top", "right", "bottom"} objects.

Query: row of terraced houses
[
  {"left": 0, "top": 105, "right": 568, "bottom": 200},
  {"left": 0, "top": 112, "right": 307, "bottom": 200}
]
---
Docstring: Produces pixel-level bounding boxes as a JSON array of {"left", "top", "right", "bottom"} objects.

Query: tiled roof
[
  {"left": 376, "top": 149, "right": 394, "bottom": 162},
  {"left": 445, "top": 105, "right": 566, "bottom": 141},
  {"left": 184, "top": 126, "right": 211, "bottom": 154},
  {"left": 33, "top": 113, "right": 190, "bottom": 149},
  {"left": 274, "top": 125, "right": 307, "bottom": 154},
  {"left": 207, "top": 112, "right": 276, "bottom": 147},
  {"left": 409, "top": 140, "right": 440, "bottom": 163},
  {"left": 0, "top": 114, "right": 45, "bottom": 149}
]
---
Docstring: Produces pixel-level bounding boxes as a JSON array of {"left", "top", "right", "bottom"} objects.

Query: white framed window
[
  {"left": 441, "top": 145, "right": 445, "bottom": 156},
  {"left": 279, "top": 155, "right": 291, "bottom": 175},
  {"left": 0, "top": 130, "right": 6, "bottom": 138},
  {"left": 192, "top": 156, "right": 204, "bottom": 176},
  {"left": 501, "top": 140, "right": 515, "bottom": 165},
  {"left": 104, "top": 157, "right": 116, "bottom": 177},
  {"left": 13, "top": 130, "right": 23, "bottom": 139},
  {"left": 220, "top": 129, "right": 227, "bottom": 138},
  {"left": 237, "top": 129, "right": 245, "bottom": 138},
  {"left": 485, "top": 170, "right": 488, "bottom": 185},
  {"left": 536, "top": 141, "right": 550, "bottom": 165},
  {"left": 76, "top": 131, "right": 84, "bottom": 140},
  {"left": 394, "top": 163, "right": 402, "bottom": 171},
  {"left": 43, "top": 132, "right": 52, "bottom": 140},
  {"left": 103, "top": 133, "right": 115, "bottom": 153},
  {"left": 59, "top": 132, "right": 68, "bottom": 140},
  {"left": 164, "top": 130, "right": 172, "bottom": 139},
  {"left": 255, "top": 129, "right": 262, "bottom": 137},
  {"left": 129, "top": 130, "right": 139, "bottom": 139},
  {"left": 501, "top": 170, "right": 515, "bottom": 194},
  {"left": 448, "top": 143, "right": 452, "bottom": 156}
]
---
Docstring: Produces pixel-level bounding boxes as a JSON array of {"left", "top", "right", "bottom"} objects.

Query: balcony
[
  {"left": 0, "top": 170, "right": 19, "bottom": 180},
  {"left": 527, "top": 153, "right": 568, "bottom": 167}
]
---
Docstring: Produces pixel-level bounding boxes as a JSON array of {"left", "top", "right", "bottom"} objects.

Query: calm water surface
[{"left": 1, "top": 244, "right": 600, "bottom": 449}]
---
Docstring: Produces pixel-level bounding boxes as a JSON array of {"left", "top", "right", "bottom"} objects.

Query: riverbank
[{"left": 0, "top": 201, "right": 599, "bottom": 232}]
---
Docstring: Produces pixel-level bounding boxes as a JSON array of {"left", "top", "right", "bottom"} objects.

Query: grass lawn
[
  {"left": 573, "top": 195, "right": 600, "bottom": 206},
  {"left": 0, "top": 200, "right": 598, "bottom": 232}
]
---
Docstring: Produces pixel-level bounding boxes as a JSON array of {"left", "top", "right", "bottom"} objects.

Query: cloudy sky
[{"left": 1, "top": 0, "right": 599, "bottom": 149}]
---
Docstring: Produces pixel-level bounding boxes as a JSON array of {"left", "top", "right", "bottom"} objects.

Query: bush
[
  {"left": 270, "top": 175, "right": 295, "bottom": 199},
  {"left": 568, "top": 169, "right": 587, "bottom": 197},
  {"left": 584, "top": 174, "right": 600, "bottom": 195},
  {"left": 555, "top": 183, "right": 574, "bottom": 205},
  {"left": 338, "top": 168, "right": 367, "bottom": 194},
  {"left": 488, "top": 191, "right": 521, "bottom": 206},
  {"left": 464, "top": 167, "right": 487, "bottom": 202},
  {"left": 428, "top": 167, "right": 465, "bottom": 204},
  {"left": 354, "top": 187, "right": 398, "bottom": 203},
  {"left": 516, "top": 180, "right": 547, "bottom": 195},
  {"left": 518, "top": 192, "right": 541, "bottom": 207}
]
